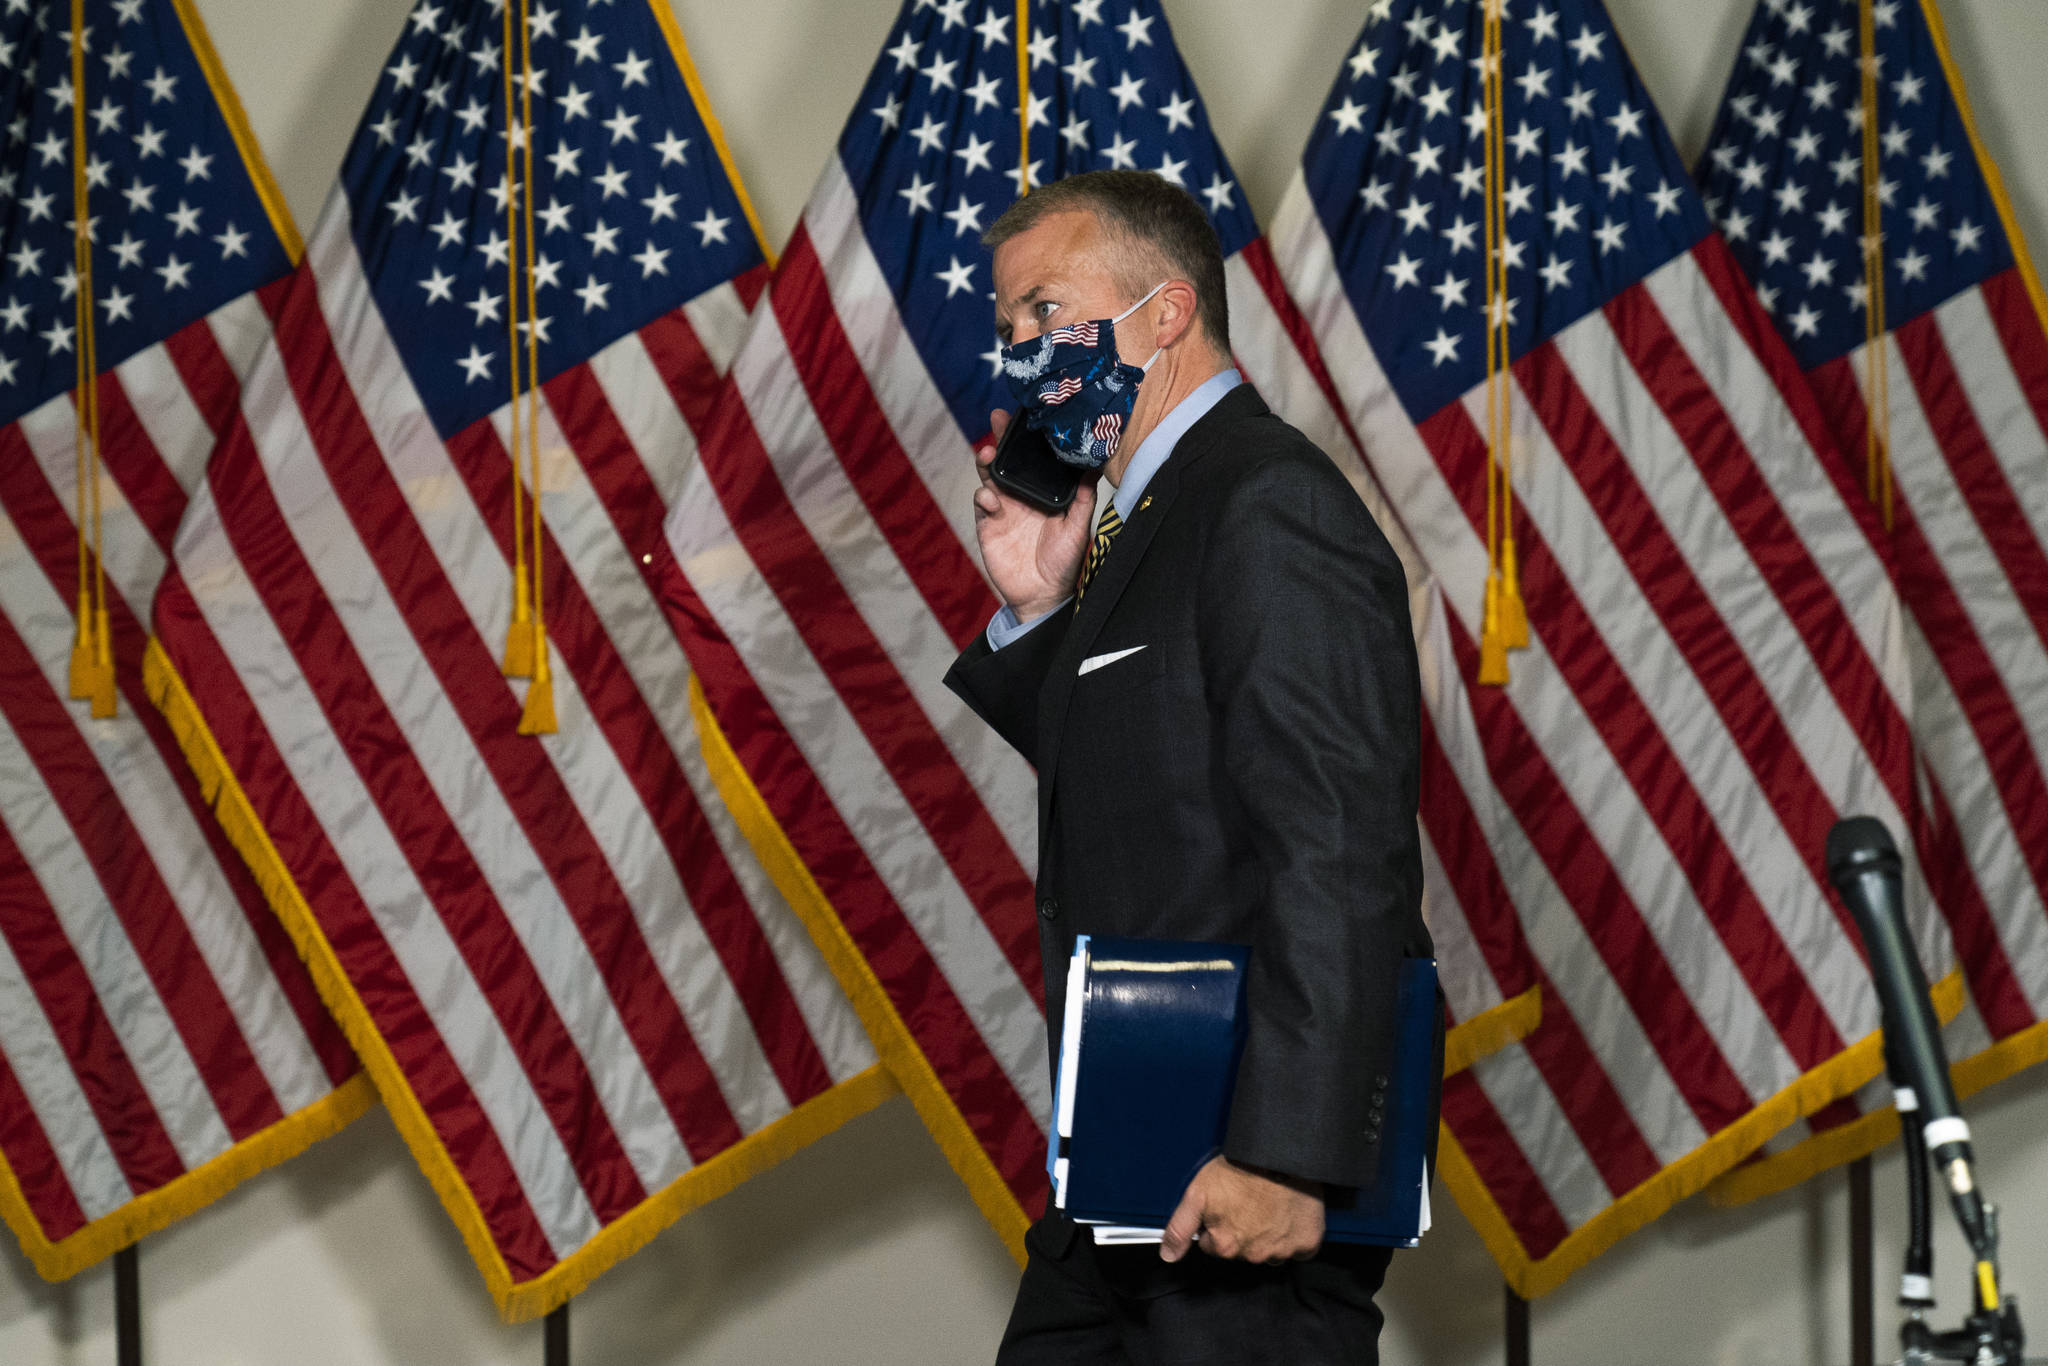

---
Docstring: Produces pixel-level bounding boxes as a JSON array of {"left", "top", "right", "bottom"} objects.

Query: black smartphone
[{"left": 988, "top": 414, "right": 1084, "bottom": 514}]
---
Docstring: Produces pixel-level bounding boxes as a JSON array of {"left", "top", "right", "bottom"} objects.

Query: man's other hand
[
  {"left": 972, "top": 409, "right": 1096, "bottom": 622},
  {"left": 1159, "top": 1156, "right": 1325, "bottom": 1265}
]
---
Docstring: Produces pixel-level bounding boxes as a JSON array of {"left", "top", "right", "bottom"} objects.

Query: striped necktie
[{"left": 1076, "top": 499, "right": 1123, "bottom": 600}]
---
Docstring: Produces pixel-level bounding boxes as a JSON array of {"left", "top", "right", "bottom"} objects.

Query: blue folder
[{"left": 1049, "top": 937, "right": 1437, "bottom": 1247}]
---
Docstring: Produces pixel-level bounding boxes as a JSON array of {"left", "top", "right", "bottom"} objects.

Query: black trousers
[{"left": 994, "top": 1215, "right": 1392, "bottom": 1365}]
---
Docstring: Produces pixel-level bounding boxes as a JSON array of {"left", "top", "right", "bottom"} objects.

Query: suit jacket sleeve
[
  {"left": 943, "top": 604, "right": 1074, "bottom": 761},
  {"left": 1200, "top": 450, "right": 1426, "bottom": 1191}
]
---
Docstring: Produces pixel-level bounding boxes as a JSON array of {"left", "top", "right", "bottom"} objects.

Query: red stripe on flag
[
  {"left": 0, "top": 1031, "right": 89, "bottom": 1243},
  {"left": 1232, "top": 237, "right": 1374, "bottom": 460},
  {"left": 0, "top": 741, "right": 185, "bottom": 1194},
  {"left": 1417, "top": 716, "right": 1538, "bottom": 1006},
  {"left": 1540, "top": 312, "right": 1852, "bottom": 1067},
  {"left": 194, "top": 389, "right": 650, "bottom": 1223},
  {"left": 1432, "top": 606, "right": 1680, "bottom": 1192},
  {"left": 1440, "top": 1064, "right": 1574, "bottom": 1258},
  {"left": 271, "top": 280, "right": 754, "bottom": 1170},
  {"left": 1980, "top": 270, "right": 2048, "bottom": 444},
  {"left": 161, "top": 313, "right": 246, "bottom": 443},
  {"left": 153, "top": 569, "right": 562, "bottom": 1279},
  {"left": 434, "top": 411, "right": 818, "bottom": 1136},
  {"left": 1920, "top": 766, "right": 2036, "bottom": 1038},
  {"left": 646, "top": 316, "right": 1044, "bottom": 1009},
  {"left": 731, "top": 263, "right": 769, "bottom": 314},
  {"left": 91, "top": 373, "right": 189, "bottom": 559},
  {"left": 1637, "top": 260, "right": 1918, "bottom": 831},
  {"left": 1420, "top": 403, "right": 1769, "bottom": 1135},
  {"left": 538, "top": 357, "right": 837, "bottom": 1107},
  {"left": 0, "top": 431, "right": 286, "bottom": 1142},
  {"left": 1689, "top": 238, "right": 1892, "bottom": 547},
  {"left": 770, "top": 229, "right": 999, "bottom": 649},
  {"left": 658, "top": 563, "right": 1051, "bottom": 1205},
  {"left": 1813, "top": 353, "right": 2048, "bottom": 952},
  {"left": 1894, "top": 310, "right": 2048, "bottom": 656},
  {"left": 6, "top": 404, "right": 353, "bottom": 1091}
]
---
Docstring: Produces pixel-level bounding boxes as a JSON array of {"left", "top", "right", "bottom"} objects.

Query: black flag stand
[
  {"left": 544, "top": 1301, "right": 569, "bottom": 1366},
  {"left": 1851, "top": 1155, "right": 1876, "bottom": 1366},
  {"left": 1506, "top": 1281, "right": 1531, "bottom": 1366},
  {"left": 114, "top": 1243, "right": 141, "bottom": 1366}
]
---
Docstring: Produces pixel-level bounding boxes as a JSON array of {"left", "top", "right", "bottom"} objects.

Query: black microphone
[{"left": 1827, "top": 817, "right": 1999, "bottom": 1306}]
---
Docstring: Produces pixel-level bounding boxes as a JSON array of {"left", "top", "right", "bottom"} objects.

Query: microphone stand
[
  {"left": 1884, "top": 1068, "right": 2023, "bottom": 1365},
  {"left": 1828, "top": 817, "right": 2024, "bottom": 1365},
  {"left": 1868, "top": 947, "right": 2022, "bottom": 1364}
]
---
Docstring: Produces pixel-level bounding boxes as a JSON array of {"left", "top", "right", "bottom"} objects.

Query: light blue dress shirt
[{"left": 985, "top": 368, "right": 1244, "bottom": 650}]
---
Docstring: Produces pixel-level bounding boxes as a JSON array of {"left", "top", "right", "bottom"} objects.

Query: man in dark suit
[{"left": 944, "top": 170, "right": 1433, "bottom": 1364}]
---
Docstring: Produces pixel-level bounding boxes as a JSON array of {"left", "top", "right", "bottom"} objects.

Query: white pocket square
[{"left": 1079, "top": 645, "right": 1147, "bottom": 676}]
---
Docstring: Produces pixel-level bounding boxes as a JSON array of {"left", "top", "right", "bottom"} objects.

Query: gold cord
[
  {"left": 498, "top": 0, "right": 535, "bottom": 680},
  {"left": 67, "top": 0, "right": 114, "bottom": 717},
  {"left": 1857, "top": 0, "right": 1893, "bottom": 530},
  {"left": 1477, "top": 0, "right": 1516, "bottom": 685},
  {"left": 514, "top": 0, "right": 554, "bottom": 734},
  {"left": 1015, "top": 0, "right": 1030, "bottom": 196}
]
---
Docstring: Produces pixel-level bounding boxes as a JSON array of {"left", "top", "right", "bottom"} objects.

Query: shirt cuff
[{"left": 986, "top": 599, "right": 1070, "bottom": 651}]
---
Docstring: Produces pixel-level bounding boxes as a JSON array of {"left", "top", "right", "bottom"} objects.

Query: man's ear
[{"left": 1154, "top": 279, "right": 1202, "bottom": 351}]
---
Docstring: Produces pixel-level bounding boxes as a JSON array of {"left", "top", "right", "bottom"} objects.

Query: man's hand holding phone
[{"left": 973, "top": 409, "right": 1097, "bottom": 624}]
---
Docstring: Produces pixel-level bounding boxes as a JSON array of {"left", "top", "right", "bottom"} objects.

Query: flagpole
[
  {"left": 114, "top": 1244, "right": 141, "bottom": 1366},
  {"left": 1505, "top": 1281, "right": 1530, "bottom": 1366},
  {"left": 543, "top": 1302, "right": 569, "bottom": 1366}
]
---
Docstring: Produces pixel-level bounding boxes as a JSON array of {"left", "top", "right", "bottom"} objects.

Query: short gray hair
[{"left": 982, "top": 170, "right": 1231, "bottom": 354}]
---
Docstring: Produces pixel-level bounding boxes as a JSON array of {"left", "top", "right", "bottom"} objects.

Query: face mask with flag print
[{"left": 1000, "top": 282, "right": 1168, "bottom": 468}]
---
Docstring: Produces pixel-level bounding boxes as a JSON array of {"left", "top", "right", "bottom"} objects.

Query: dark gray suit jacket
[{"left": 944, "top": 384, "right": 1431, "bottom": 1191}]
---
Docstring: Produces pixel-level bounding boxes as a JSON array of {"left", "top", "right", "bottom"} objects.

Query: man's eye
[{"left": 1033, "top": 300, "right": 1059, "bottom": 321}]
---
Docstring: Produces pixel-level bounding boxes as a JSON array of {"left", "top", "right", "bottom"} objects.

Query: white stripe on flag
[
  {"left": 728, "top": 304, "right": 1040, "bottom": 873},
  {"left": 1936, "top": 288, "right": 2048, "bottom": 542},
  {"left": 0, "top": 923, "right": 132, "bottom": 1221},
  {"left": 805, "top": 158, "right": 987, "bottom": 558},
  {"left": 175, "top": 468, "right": 605, "bottom": 1259},
  {"left": 0, "top": 691, "right": 230, "bottom": 1172},
  {"left": 667, "top": 455, "right": 1054, "bottom": 1128},
  {"left": 584, "top": 330, "right": 882, "bottom": 1084},
  {"left": 299, "top": 239, "right": 780, "bottom": 1182}
]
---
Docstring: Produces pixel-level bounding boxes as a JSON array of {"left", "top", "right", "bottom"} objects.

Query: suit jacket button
[{"left": 1037, "top": 897, "right": 1060, "bottom": 921}]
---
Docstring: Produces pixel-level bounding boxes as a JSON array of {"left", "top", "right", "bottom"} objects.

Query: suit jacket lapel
[{"left": 1034, "top": 384, "right": 1268, "bottom": 835}]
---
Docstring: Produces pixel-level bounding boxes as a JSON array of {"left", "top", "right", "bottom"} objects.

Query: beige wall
[{"left": 6, "top": 0, "right": 2048, "bottom": 1361}]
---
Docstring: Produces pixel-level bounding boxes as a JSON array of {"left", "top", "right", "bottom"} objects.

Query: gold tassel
[
  {"left": 69, "top": 598, "right": 96, "bottom": 699},
  {"left": 1499, "top": 538, "right": 1529, "bottom": 650},
  {"left": 1478, "top": 571, "right": 1509, "bottom": 686},
  {"left": 517, "top": 626, "right": 557, "bottom": 735},
  {"left": 501, "top": 563, "right": 535, "bottom": 677},
  {"left": 89, "top": 604, "right": 116, "bottom": 718}
]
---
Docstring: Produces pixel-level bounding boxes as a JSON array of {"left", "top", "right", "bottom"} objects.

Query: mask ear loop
[{"left": 1114, "top": 281, "right": 1171, "bottom": 372}]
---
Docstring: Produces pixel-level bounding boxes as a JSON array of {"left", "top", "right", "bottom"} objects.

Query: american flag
[
  {"left": 1698, "top": 0, "right": 2048, "bottom": 1202},
  {"left": 147, "top": 0, "right": 881, "bottom": 1320},
  {"left": 659, "top": 0, "right": 1541, "bottom": 1253},
  {"left": 1269, "top": 0, "right": 1950, "bottom": 1295},
  {"left": 0, "top": 0, "right": 363, "bottom": 1279}
]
